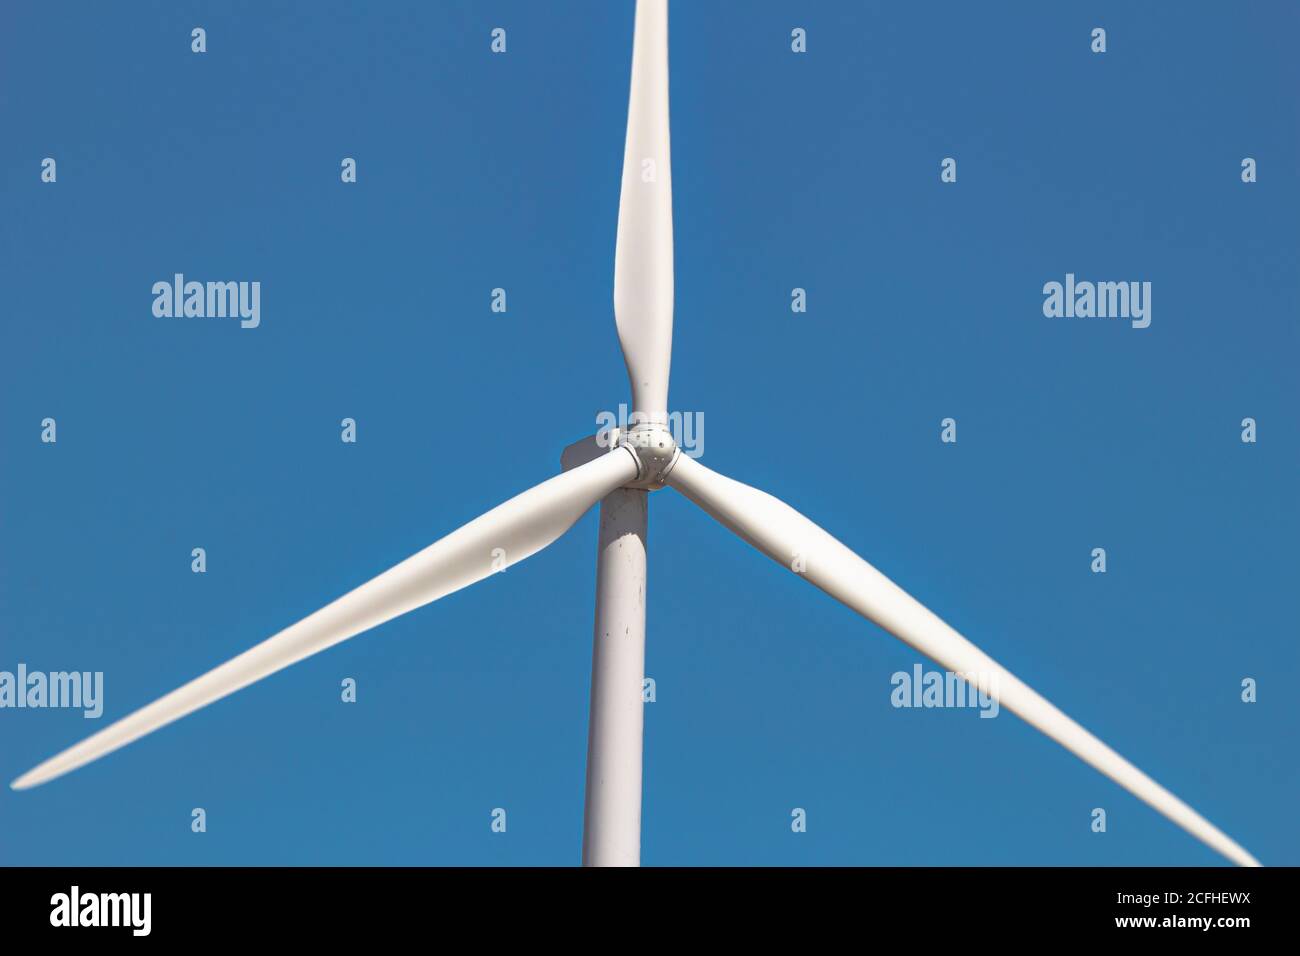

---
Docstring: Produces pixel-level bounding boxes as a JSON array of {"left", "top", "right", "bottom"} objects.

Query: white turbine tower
[{"left": 12, "top": 1, "right": 1260, "bottom": 869}]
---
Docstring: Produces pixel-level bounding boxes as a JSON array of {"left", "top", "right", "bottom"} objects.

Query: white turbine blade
[
  {"left": 12, "top": 448, "right": 640, "bottom": 791},
  {"left": 666, "top": 454, "right": 1261, "bottom": 867},
  {"left": 613, "top": 0, "right": 674, "bottom": 425}
]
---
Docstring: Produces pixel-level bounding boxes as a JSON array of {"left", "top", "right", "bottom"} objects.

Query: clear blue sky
[{"left": 1, "top": 1, "right": 1295, "bottom": 866}]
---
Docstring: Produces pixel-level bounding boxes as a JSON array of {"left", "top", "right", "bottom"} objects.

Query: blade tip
[
  {"left": 10, "top": 767, "right": 48, "bottom": 791},
  {"left": 1222, "top": 841, "right": 1262, "bottom": 867}
]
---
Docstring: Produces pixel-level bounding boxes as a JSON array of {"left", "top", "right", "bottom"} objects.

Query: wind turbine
[{"left": 12, "top": 0, "right": 1260, "bottom": 869}]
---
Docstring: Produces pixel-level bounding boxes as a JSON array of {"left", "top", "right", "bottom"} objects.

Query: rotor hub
[{"left": 621, "top": 424, "right": 679, "bottom": 490}]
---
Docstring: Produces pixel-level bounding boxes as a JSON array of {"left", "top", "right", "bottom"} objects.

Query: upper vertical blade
[{"left": 613, "top": 0, "right": 674, "bottom": 426}]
